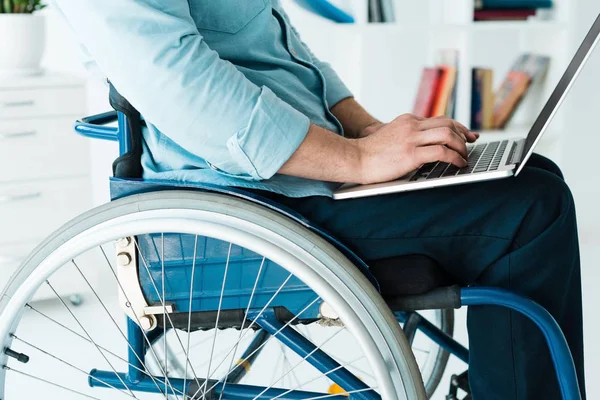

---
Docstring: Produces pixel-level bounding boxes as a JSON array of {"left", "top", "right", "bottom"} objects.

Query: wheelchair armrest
[
  {"left": 75, "top": 111, "right": 119, "bottom": 142},
  {"left": 386, "top": 285, "right": 462, "bottom": 311}
]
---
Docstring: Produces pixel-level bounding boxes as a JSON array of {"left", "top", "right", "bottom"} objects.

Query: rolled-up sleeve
[
  {"left": 226, "top": 87, "right": 310, "bottom": 180},
  {"left": 53, "top": 0, "right": 310, "bottom": 181}
]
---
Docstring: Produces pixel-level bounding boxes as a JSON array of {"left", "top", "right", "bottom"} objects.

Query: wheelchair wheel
[
  {"left": 153, "top": 310, "right": 453, "bottom": 399},
  {"left": 0, "top": 191, "right": 426, "bottom": 399},
  {"left": 405, "top": 309, "right": 453, "bottom": 398}
]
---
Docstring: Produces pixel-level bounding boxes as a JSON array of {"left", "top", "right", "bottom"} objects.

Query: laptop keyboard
[{"left": 410, "top": 140, "right": 510, "bottom": 182}]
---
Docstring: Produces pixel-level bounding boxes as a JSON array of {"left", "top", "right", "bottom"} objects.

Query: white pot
[{"left": 0, "top": 14, "right": 46, "bottom": 76}]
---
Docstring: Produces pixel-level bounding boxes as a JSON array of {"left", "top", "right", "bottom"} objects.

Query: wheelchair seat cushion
[
  {"left": 110, "top": 178, "right": 455, "bottom": 298},
  {"left": 369, "top": 255, "right": 454, "bottom": 297}
]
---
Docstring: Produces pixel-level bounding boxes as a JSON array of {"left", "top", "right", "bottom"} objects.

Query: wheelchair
[{"left": 0, "top": 83, "right": 581, "bottom": 400}]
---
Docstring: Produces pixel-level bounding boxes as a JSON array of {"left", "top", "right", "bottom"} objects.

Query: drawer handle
[
  {"left": 0, "top": 192, "right": 42, "bottom": 204},
  {"left": 1, "top": 100, "right": 35, "bottom": 108},
  {"left": 0, "top": 131, "right": 37, "bottom": 140}
]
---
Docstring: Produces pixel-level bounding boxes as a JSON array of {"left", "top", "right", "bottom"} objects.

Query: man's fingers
[
  {"left": 416, "top": 145, "right": 468, "bottom": 168},
  {"left": 419, "top": 117, "right": 478, "bottom": 143},
  {"left": 417, "top": 127, "right": 468, "bottom": 159},
  {"left": 451, "top": 120, "right": 479, "bottom": 143}
]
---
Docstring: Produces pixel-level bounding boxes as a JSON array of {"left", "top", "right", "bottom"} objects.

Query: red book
[
  {"left": 475, "top": 9, "right": 536, "bottom": 21},
  {"left": 430, "top": 66, "right": 457, "bottom": 118},
  {"left": 412, "top": 68, "right": 442, "bottom": 118}
]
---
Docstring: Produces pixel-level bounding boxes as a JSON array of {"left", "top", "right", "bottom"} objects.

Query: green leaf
[{"left": 0, "top": 0, "right": 45, "bottom": 13}]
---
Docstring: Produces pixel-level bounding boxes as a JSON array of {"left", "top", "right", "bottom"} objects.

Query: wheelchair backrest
[{"left": 108, "top": 82, "right": 145, "bottom": 179}]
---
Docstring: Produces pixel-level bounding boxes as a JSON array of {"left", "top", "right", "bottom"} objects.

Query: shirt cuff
[
  {"left": 226, "top": 86, "right": 311, "bottom": 181},
  {"left": 318, "top": 61, "right": 354, "bottom": 109}
]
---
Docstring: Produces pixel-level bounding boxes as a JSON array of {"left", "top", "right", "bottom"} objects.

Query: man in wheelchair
[{"left": 50, "top": 0, "right": 585, "bottom": 399}]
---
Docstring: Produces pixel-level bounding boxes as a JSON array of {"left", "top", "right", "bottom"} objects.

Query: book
[
  {"left": 471, "top": 68, "right": 495, "bottom": 130},
  {"left": 493, "top": 71, "right": 531, "bottom": 128},
  {"left": 481, "top": 69, "right": 495, "bottom": 130},
  {"left": 413, "top": 68, "right": 442, "bottom": 118},
  {"left": 474, "top": 0, "right": 552, "bottom": 9},
  {"left": 493, "top": 54, "right": 550, "bottom": 128},
  {"left": 430, "top": 66, "right": 458, "bottom": 117},
  {"left": 437, "top": 49, "right": 460, "bottom": 118},
  {"left": 471, "top": 70, "right": 484, "bottom": 130},
  {"left": 474, "top": 9, "right": 537, "bottom": 21},
  {"left": 368, "top": 0, "right": 383, "bottom": 22}
]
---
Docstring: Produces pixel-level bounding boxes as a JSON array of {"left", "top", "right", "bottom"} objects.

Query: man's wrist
[
  {"left": 342, "top": 136, "right": 369, "bottom": 184},
  {"left": 331, "top": 97, "right": 381, "bottom": 139},
  {"left": 359, "top": 121, "right": 384, "bottom": 138}
]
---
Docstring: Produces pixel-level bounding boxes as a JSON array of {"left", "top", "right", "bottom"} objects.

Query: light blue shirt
[{"left": 53, "top": 0, "right": 353, "bottom": 197}]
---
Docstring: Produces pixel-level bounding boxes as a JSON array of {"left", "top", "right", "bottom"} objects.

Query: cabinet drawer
[
  {"left": 0, "top": 118, "right": 90, "bottom": 183},
  {"left": 0, "top": 242, "right": 33, "bottom": 292},
  {"left": 0, "top": 177, "right": 92, "bottom": 244},
  {"left": 0, "top": 87, "right": 86, "bottom": 119},
  {"left": 0, "top": 241, "right": 99, "bottom": 302}
]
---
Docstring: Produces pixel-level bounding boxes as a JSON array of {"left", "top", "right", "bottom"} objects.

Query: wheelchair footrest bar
[
  {"left": 251, "top": 309, "right": 379, "bottom": 400},
  {"left": 460, "top": 287, "right": 581, "bottom": 400},
  {"left": 88, "top": 369, "right": 351, "bottom": 399}
]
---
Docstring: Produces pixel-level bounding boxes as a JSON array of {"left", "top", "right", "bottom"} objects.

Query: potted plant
[{"left": 0, "top": 0, "right": 47, "bottom": 76}]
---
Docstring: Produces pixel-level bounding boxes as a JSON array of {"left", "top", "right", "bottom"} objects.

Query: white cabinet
[{"left": 0, "top": 72, "right": 95, "bottom": 301}]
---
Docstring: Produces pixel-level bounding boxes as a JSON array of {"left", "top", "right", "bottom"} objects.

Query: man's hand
[
  {"left": 279, "top": 113, "right": 479, "bottom": 186},
  {"left": 355, "top": 114, "right": 479, "bottom": 185}
]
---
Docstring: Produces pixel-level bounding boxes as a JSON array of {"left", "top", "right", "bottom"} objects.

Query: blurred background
[{"left": 0, "top": 0, "right": 599, "bottom": 398}]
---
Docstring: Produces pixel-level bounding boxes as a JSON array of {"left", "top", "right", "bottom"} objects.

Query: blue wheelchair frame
[{"left": 75, "top": 111, "right": 581, "bottom": 399}]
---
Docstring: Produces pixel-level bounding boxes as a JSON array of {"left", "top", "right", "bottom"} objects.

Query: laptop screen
[{"left": 517, "top": 13, "right": 600, "bottom": 174}]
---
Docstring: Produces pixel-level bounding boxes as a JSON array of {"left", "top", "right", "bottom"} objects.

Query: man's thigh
[{"left": 269, "top": 164, "right": 571, "bottom": 284}]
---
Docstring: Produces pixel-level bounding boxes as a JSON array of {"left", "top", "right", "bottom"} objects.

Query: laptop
[{"left": 334, "top": 13, "right": 600, "bottom": 200}]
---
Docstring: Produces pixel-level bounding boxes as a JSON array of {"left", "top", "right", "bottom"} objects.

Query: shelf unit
[{"left": 284, "top": 0, "right": 572, "bottom": 161}]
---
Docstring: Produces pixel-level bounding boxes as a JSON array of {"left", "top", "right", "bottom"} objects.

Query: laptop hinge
[{"left": 509, "top": 139, "right": 526, "bottom": 165}]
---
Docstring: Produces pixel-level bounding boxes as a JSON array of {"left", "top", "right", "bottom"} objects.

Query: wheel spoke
[
  {"left": 46, "top": 281, "right": 139, "bottom": 399},
  {"left": 304, "top": 386, "right": 379, "bottom": 400},
  {"left": 137, "top": 237, "right": 207, "bottom": 388},
  {"left": 280, "top": 342, "right": 302, "bottom": 388},
  {"left": 161, "top": 233, "right": 168, "bottom": 397},
  {"left": 4, "top": 366, "right": 101, "bottom": 400},
  {"left": 270, "top": 355, "right": 366, "bottom": 400},
  {"left": 190, "top": 272, "right": 295, "bottom": 389},
  {"left": 251, "top": 326, "right": 346, "bottom": 400},
  {"left": 197, "top": 243, "right": 232, "bottom": 399},
  {"left": 219, "top": 256, "right": 266, "bottom": 398},
  {"left": 134, "top": 237, "right": 208, "bottom": 400},
  {"left": 10, "top": 335, "right": 136, "bottom": 399},
  {"left": 100, "top": 245, "right": 181, "bottom": 398},
  {"left": 25, "top": 304, "right": 159, "bottom": 385},
  {"left": 202, "top": 296, "right": 321, "bottom": 396},
  {"left": 71, "top": 259, "right": 167, "bottom": 396},
  {"left": 184, "top": 235, "right": 199, "bottom": 394}
]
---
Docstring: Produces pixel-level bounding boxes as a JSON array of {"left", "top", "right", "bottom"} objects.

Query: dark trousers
[{"left": 265, "top": 154, "right": 585, "bottom": 400}]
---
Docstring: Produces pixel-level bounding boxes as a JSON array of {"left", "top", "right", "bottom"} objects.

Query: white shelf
[{"left": 468, "top": 20, "right": 568, "bottom": 32}]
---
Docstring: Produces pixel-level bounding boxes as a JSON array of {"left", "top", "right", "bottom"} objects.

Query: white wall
[{"left": 563, "top": 1, "right": 600, "bottom": 398}]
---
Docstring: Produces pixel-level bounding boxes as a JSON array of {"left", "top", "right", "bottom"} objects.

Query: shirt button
[
  {"left": 325, "top": 100, "right": 329, "bottom": 108},
  {"left": 291, "top": 49, "right": 297, "bottom": 56}
]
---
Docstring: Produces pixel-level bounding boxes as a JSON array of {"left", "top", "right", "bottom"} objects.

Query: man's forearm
[
  {"left": 278, "top": 123, "right": 363, "bottom": 183},
  {"left": 330, "top": 97, "right": 381, "bottom": 138}
]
